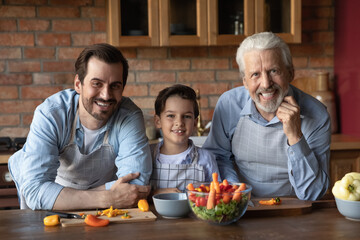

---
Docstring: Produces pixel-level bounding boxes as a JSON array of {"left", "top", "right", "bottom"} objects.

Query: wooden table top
[{"left": 0, "top": 201, "right": 358, "bottom": 240}]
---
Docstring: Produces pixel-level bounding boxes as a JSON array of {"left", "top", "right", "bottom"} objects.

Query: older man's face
[{"left": 243, "top": 49, "right": 292, "bottom": 118}]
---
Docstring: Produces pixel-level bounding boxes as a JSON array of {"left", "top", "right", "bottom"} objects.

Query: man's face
[
  {"left": 242, "top": 49, "right": 293, "bottom": 118},
  {"left": 75, "top": 56, "right": 124, "bottom": 128}
]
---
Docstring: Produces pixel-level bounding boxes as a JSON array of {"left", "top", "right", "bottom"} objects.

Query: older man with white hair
[{"left": 203, "top": 32, "right": 331, "bottom": 200}]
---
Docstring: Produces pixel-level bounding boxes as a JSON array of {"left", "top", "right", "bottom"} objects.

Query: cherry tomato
[
  {"left": 189, "top": 194, "right": 197, "bottom": 202},
  {"left": 195, "top": 197, "right": 207, "bottom": 207}
]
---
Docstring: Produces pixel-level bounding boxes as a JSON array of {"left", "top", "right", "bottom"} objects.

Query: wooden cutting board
[
  {"left": 245, "top": 197, "right": 313, "bottom": 217},
  {"left": 61, "top": 208, "right": 157, "bottom": 227}
]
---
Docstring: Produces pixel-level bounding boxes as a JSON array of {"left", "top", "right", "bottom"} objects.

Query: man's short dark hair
[{"left": 75, "top": 43, "right": 129, "bottom": 86}]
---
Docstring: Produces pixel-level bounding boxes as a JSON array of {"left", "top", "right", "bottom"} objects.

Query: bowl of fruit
[
  {"left": 186, "top": 173, "right": 252, "bottom": 225},
  {"left": 332, "top": 172, "right": 360, "bottom": 221}
]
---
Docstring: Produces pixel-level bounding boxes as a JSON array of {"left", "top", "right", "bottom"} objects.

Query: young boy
[{"left": 150, "top": 84, "right": 220, "bottom": 194}]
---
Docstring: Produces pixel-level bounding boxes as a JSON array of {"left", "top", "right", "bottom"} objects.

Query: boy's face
[{"left": 155, "top": 95, "right": 197, "bottom": 153}]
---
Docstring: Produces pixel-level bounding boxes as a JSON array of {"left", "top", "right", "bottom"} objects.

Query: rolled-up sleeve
[
  {"left": 9, "top": 105, "right": 68, "bottom": 210},
  {"left": 105, "top": 99, "right": 152, "bottom": 190}
]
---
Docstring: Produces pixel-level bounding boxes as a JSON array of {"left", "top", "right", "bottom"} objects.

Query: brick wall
[{"left": 0, "top": 0, "right": 334, "bottom": 138}]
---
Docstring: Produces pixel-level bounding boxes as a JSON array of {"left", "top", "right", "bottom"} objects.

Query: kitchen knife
[{"left": 46, "top": 211, "right": 83, "bottom": 219}]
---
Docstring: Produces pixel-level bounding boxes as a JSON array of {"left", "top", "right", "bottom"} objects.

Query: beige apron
[
  {"left": 232, "top": 116, "right": 295, "bottom": 197},
  {"left": 55, "top": 111, "right": 117, "bottom": 189}
]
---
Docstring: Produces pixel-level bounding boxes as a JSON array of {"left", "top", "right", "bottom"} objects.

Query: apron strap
[{"left": 69, "top": 108, "right": 79, "bottom": 143}]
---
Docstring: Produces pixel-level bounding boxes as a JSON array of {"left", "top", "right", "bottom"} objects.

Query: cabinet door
[
  {"left": 159, "top": 0, "right": 207, "bottom": 46},
  {"left": 107, "top": 0, "right": 160, "bottom": 47},
  {"left": 255, "top": 0, "right": 301, "bottom": 43},
  {"left": 330, "top": 150, "right": 360, "bottom": 188},
  {"left": 208, "top": 0, "right": 255, "bottom": 46}
]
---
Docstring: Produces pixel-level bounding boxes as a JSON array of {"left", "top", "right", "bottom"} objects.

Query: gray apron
[
  {"left": 20, "top": 112, "right": 117, "bottom": 209},
  {"left": 232, "top": 116, "right": 295, "bottom": 197},
  {"left": 55, "top": 111, "right": 117, "bottom": 190},
  {"left": 150, "top": 146, "right": 205, "bottom": 191}
]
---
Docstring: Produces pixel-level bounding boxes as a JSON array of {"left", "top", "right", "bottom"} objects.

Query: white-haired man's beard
[{"left": 253, "top": 84, "right": 288, "bottom": 113}]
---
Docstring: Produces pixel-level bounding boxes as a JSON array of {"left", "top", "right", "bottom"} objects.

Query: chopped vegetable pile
[
  {"left": 186, "top": 173, "right": 250, "bottom": 224},
  {"left": 259, "top": 197, "right": 282, "bottom": 205},
  {"left": 97, "top": 206, "right": 128, "bottom": 218}
]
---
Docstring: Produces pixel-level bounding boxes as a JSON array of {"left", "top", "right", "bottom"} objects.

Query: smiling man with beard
[
  {"left": 203, "top": 32, "right": 331, "bottom": 201},
  {"left": 8, "top": 43, "right": 152, "bottom": 210}
]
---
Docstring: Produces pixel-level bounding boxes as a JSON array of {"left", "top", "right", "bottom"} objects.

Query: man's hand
[
  {"left": 109, "top": 172, "right": 151, "bottom": 208},
  {"left": 52, "top": 172, "right": 150, "bottom": 210},
  {"left": 276, "top": 96, "right": 303, "bottom": 145}
]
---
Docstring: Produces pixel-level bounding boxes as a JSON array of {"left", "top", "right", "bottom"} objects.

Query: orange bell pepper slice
[{"left": 259, "top": 197, "right": 282, "bottom": 205}]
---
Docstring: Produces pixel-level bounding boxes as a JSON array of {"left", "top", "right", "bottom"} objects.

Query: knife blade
[{"left": 46, "top": 211, "right": 83, "bottom": 219}]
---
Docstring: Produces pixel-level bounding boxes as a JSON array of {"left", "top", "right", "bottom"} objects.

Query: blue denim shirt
[
  {"left": 8, "top": 89, "right": 152, "bottom": 210},
  {"left": 203, "top": 85, "right": 331, "bottom": 200}
]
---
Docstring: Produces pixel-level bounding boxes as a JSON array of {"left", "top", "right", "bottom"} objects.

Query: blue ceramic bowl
[
  {"left": 152, "top": 193, "right": 190, "bottom": 219},
  {"left": 334, "top": 197, "right": 360, "bottom": 221}
]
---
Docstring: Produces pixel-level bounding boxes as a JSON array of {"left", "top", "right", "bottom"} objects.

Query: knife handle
[{"left": 46, "top": 211, "right": 72, "bottom": 218}]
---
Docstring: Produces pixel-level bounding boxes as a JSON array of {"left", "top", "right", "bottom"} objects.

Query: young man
[
  {"left": 8, "top": 43, "right": 152, "bottom": 210},
  {"left": 203, "top": 32, "right": 331, "bottom": 200}
]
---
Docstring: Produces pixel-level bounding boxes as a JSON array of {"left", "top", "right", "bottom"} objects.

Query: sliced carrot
[
  {"left": 232, "top": 183, "right": 246, "bottom": 202},
  {"left": 187, "top": 183, "right": 195, "bottom": 191},
  {"left": 212, "top": 173, "right": 221, "bottom": 194},
  {"left": 207, "top": 188, "right": 216, "bottom": 209},
  {"left": 238, "top": 183, "right": 246, "bottom": 191},
  {"left": 222, "top": 192, "right": 232, "bottom": 204},
  {"left": 222, "top": 179, "right": 229, "bottom": 186},
  {"left": 212, "top": 172, "right": 219, "bottom": 182}
]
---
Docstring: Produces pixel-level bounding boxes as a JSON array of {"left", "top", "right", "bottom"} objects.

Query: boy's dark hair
[
  {"left": 155, "top": 84, "right": 199, "bottom": 118},
  {"left": 75, "top": 43, "right": 129, "bottom": 86}
]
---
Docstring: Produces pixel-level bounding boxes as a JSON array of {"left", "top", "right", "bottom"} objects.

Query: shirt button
[{"left": 77, "top": 138, "right": 80, "bottom": 141}]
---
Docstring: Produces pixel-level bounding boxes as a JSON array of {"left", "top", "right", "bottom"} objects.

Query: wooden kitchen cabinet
[
  {"left": 255, "top": 0, "right": 302, "bottom": 43},
  {"left": 106, "top": 0, "right": 160, "bottom": 47},
  {"left": 207, "top": 0, "right": 255, "bottom": 46},
  {"left": 329, "top": 134, "right": 360, "bottom": 188},
  {"left": 159, "top": 0, "right": 207, "bottom": 46},
  {"left": 106, "top": 0, "right": 301, "bottom": 47}
]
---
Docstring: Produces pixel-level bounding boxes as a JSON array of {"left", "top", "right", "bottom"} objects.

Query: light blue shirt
[
  {"left": 203, "top": 85, "right": 331, "bottom": 200},
  {"left": 8, "top": 89, "right": 152, "bottom": 210}
]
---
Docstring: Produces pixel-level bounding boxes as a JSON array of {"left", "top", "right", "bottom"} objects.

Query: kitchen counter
[{"left": 0, "top": 201, "right": 358, "bottom": 240}]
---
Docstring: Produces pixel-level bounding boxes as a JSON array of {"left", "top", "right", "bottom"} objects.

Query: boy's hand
[{"left": 276, "top": 96, "right": 303, "bottom": 145}]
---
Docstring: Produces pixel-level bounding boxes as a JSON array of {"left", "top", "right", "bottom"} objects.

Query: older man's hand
[{"left": 276, "top": 96, "right": 303, "bottom": 145}]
